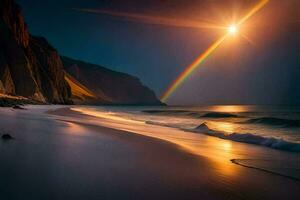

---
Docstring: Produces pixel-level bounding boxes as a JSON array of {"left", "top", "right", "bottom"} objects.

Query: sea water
[{"left": 80, "top": 105, "right": 300, "bottom": 152}]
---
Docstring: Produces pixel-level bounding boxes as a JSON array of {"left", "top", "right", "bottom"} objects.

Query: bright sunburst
[
  {"left": 161, "top": 0, "right": 269, "bottom": 102},
  {"left": 228, "top": 24, "right": 238, "bottom": 35}
]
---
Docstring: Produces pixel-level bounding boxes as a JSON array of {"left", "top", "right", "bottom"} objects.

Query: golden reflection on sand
[{"left": 202, "top": 137, "right": 237, "bottom": 176}]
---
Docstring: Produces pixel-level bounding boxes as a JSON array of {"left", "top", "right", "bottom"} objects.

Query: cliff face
[
  {"left": 0, "top": 0, "right": 161, "bottom": 105},
  {"left": 62, "top": 57, "right": 162, "bottom": 105},
  {"left": 0, "top": 0, "right": 71, "bottom": 103}
]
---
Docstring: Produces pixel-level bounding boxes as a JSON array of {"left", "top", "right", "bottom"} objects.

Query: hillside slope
[
  {"left": 65, "top": 73, "right": 112, "bottom": 104},
  {"left": 62, "top": 56, "right": 162, "bottom": 105}
]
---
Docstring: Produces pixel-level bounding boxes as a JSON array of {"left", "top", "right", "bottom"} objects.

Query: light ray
[
  {"left": 72, "top": 8, "right": 225, "bottom": 30},
  {"left": 161, "top": 0, "right": 269, "bottom": 102},
  {"left": 237, "top": 0, "right": 269, "bottom": 25}
]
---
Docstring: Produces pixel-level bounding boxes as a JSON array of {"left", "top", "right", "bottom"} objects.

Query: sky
[{"left": 17, "top": 0, "right": 300, "bottom": 105}]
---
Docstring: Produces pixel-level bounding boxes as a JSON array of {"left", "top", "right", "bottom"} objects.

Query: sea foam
[{"left": 193, "top": 123, "right": 300, "bottom": 152}]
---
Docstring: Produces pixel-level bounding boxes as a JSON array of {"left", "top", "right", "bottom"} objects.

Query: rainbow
[
  {"left": 161, "top": 35, "right": 228, "bottom": 102},
  {"left": 161, "top": 0, "right": 269, "bottom": 102}
]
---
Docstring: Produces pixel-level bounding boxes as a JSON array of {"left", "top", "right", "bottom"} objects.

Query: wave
[
  {"left": 200, "top": 112, "right": 239, "bottom": 118},
  {"left": 142, "top": 110, "right": 240, "bottom": 118},
  {"left": 193, "top": 123, "right": 300, "bottom": 152},
  {"left": 243, "top": 117, "right": 300, "bottom": 128}
]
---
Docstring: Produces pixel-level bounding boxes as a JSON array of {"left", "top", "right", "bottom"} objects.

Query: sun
[{"left": 228, "top": 24, "right": 238, "bottom": 35}]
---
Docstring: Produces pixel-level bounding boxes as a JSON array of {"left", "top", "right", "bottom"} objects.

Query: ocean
[
  {"left": 65, "top": 104, "right": 300, "bottom": 181},
  {"left": 74, "top": 105, "right": 300, "bottom": 152}
]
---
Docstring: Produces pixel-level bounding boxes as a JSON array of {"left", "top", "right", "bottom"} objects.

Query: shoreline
[
  {"left": 1, "top": 105, "right": 300, "bottom": 199},
  {"left": 51, "top": 107, "right": 300, "bottom": 195},
  {"left": 55, "top": 107, "right": 300, "bottom": 181}
]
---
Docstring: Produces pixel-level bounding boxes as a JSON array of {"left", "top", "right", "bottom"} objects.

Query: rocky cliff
[
  {"left": 62, "top": 56, "right": 162, "bottom": 105},
  {"left": 0, "top": 0, "right": 162, "bottom": 105},
  {"left": 0, "top": 0, "right": 71, "bottom": 104}
]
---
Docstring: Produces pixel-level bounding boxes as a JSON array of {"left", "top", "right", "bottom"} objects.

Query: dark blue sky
[{"left": 17, "top": 0, "right": 300, "bottom": 105}]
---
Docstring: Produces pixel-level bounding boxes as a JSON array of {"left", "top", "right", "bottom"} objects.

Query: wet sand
[{"left": 0, "top": 106, "right": 300, "bottom": 199}]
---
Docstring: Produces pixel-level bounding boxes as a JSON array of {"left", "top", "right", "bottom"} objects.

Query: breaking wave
[
  {"left": 192, "top": 123, "right": 300, "bottom": 152},
  {"left": 144, "top": 120, "right": 300, "bottom": 152}
]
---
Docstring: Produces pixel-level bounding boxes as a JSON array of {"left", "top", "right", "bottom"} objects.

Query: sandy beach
[{"left": 0, "top": 105, "right": 300, "bottom": 200}]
